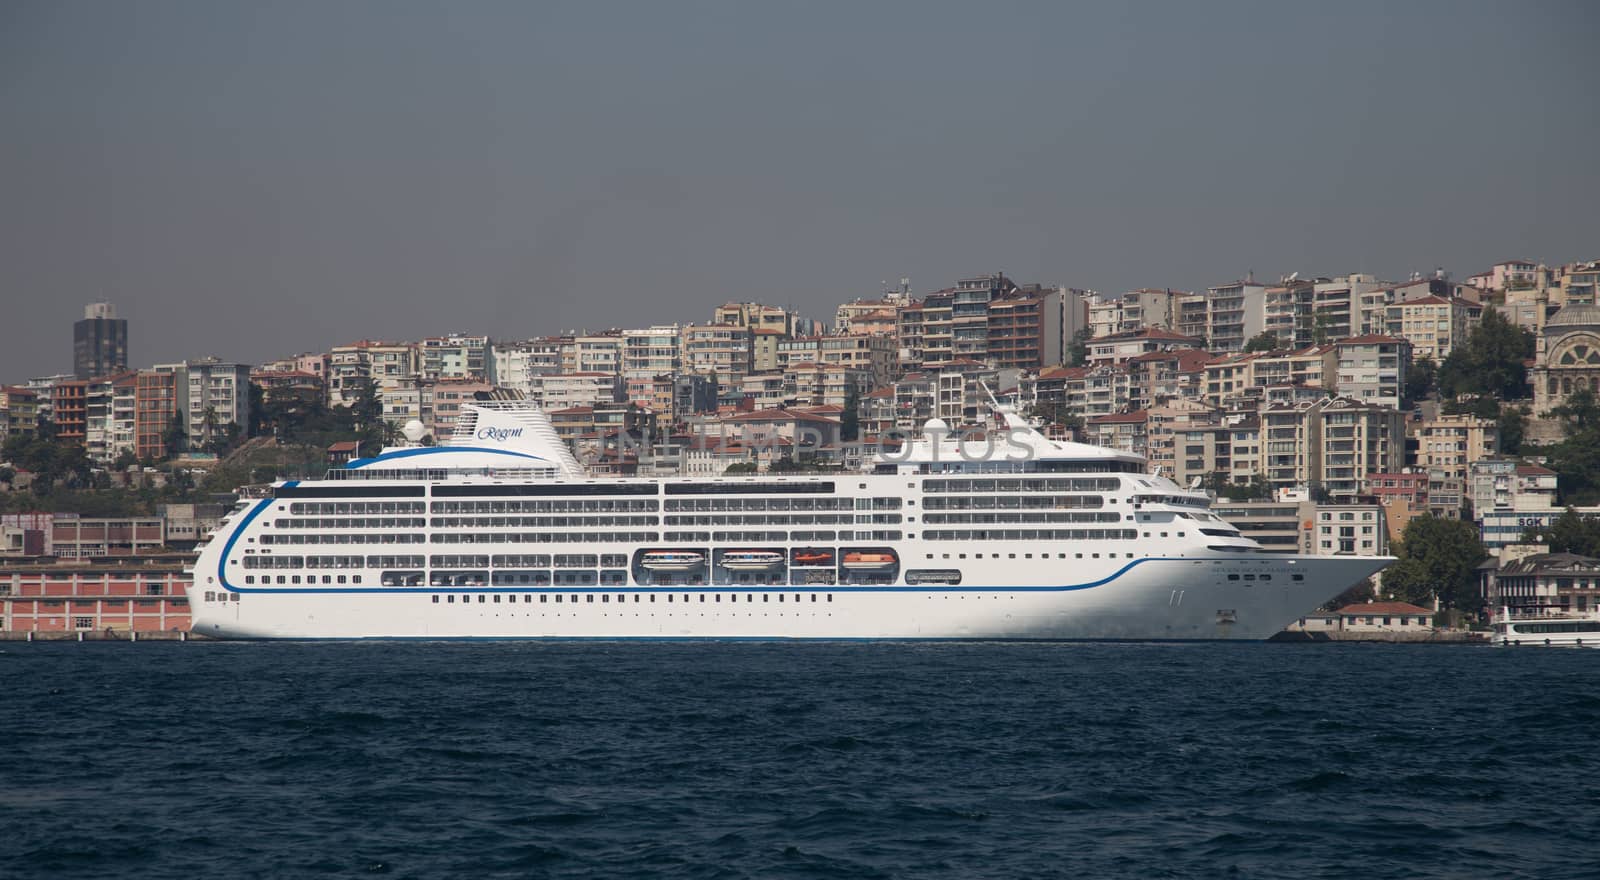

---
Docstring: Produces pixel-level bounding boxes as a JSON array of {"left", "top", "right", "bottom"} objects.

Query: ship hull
[{"left": 189, "top": 554, "right": 1387, "bottom": 641}]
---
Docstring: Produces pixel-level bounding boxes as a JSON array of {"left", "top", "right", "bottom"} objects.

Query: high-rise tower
[{"left": 73, "top": 302, "right": 128, "bottom": 379}]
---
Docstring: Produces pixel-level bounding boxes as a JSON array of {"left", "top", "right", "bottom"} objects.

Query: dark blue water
[{"left": 4, "top": 642, "right": 1598, "bottom": 879}]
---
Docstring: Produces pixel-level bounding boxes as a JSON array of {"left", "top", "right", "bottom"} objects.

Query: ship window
[
  {"left": 764, "top": 594, "right": 769, "bottom": 602},
  {"left": 432, "top": 595, "right": 439, "bottom": 603},
  {"left": 447, "top": 595, "right": 455, "bottom": 603},
  {"left": 245, "top": 576, "right": 254, "bottom": 584},
  {"left": 291, "top": 576, "right": 301, "bottom": 584},
  {"left": 1228, "top": 574, "right": 1240, "bottom": 580},
  {"left": 478, "top": 595, "right": 486, "bottom": 603},
  {"left": 1292, "top": 574, "right": 1304, "bottom": 581},
  {"left": 494, "top": 595, "right": 501, "bottom": 602},
  {"left": 828, "top": 594, "right": 833, "bottom": 602},
  {"left": 541, "top": 595, "right": 548, "bottom": 603},
  {"left": 353, "top": 576, "right": 362, "bottom": 584},
  {"left": 337, "top": 576, "right": 346, "bottom": 584}
]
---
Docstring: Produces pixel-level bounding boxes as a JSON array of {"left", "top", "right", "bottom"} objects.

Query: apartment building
[
  {"left": 420, "top": 334, "right": 489, "bottom": 380},
  {"left": 1334, "top": 335, "right": 1410, "bottom": 409},
  {"left": 328, "top": 340, "right": 420, "bottom": 406},
  {"left": 1199, "top": 279, "right": 1269, "bottom": 353},
  {"left": 1213, "top": 497, "right": 1387, "bottom": 556},
  {"left": 1415, "top": 413, "right": 1498, "bottom": 486},
  {"left": 1088, "top": 288, "right": 1186, "bottom": 338},
  {"left": 1262, "top": 280, "right": 1312, "bottom": 348},
  {"left": 781, "top": 362, "right": 872, "bottom": 409},
  {"left": 50, "top": 380, "right": 89, "bottom": 446},
  {"left": 1470, "top": 459, "right": 1558, "bottom": 517},
  {"left": 1311, "top": 274, "right": 1386, "bottom": 344},
  {"left": 168, "top": 358, "right": 252, "bottom": 449},
  {"left": 1126, "top": 349, "right": 1214, "bottom": 410},
  {"left": 1467, "top": 260, "right": 1541, "bottom": 293},
  {"left": 0, "top": 386, "right": 40, "bottom": 439},
  {"left": 714, "top": 302, "right": 806, "bottom": 337},
  {"left": 1316, "top": 397, "right": 1406, "bottom": 500},
  {"left": 488, "top": 338, "right": 564, "bottom": 396},
  {"left": 133, "top": 370, "right": 177, "bottom": 461},
  {"left": 681, "top": 324, "right": 753, "bottom": 389},
  {"left": 378, "top": 380, "right": 432, "bottom": 434},
  {"left": 1085, "top": 328, "right": 1202, "bottom": 367},
  {"left": 621, "top": 325, "right": 682, "bottom": 406},
  {"left": 1146, "top": 400, "right": 1228, "bottom": 487},
  {"left": 84, "top": 371, "right": 137, "bottom": 463},
  {"left": 751, "top": 328, "right": 784, "bottom": 372},
  {"left": 834, "top": 299, "right": 902, "bottom": 336},
  {"left": 533, "top": 373, "right": 623, "bottom": 410},
  {"left": 430, "top": 380, "right": 495, "bottom": 440},
  {"left": 1085, "top": 410, "right": 1149, "bottom": 459},
  {"left": 1384, "top": 296, "right": 1482, "bottom": 361}
]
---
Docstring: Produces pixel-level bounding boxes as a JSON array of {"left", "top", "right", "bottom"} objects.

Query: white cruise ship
[{"left": 187, "top": 402, "right": 1390, "bottom": 640}]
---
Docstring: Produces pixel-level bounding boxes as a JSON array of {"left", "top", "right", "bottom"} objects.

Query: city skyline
[{"left": 3, "top": 1, "right": 1597, "bottom": 380}]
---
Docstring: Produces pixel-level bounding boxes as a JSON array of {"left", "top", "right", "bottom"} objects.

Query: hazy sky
[{"left": 2, "top": 0, "right": 1595, "bottom": 382}]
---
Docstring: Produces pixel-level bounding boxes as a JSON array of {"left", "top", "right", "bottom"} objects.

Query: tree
[
  {"left": 1437, "top": 308, "right": 1535, "bottom": 401},
  {"left": 350, "top": 377, "right": 383, "bottom": 433},
  {"left": 1027, "top": 401, "right": 1082, "bottom": 434},
  {"left": 1206, "top": 472, "right": 1270, "bottom": 501},
  {"left": 1498, "top": 406, "right": 1526, "bottom": 456},
  {"left": 1549, "top": 387, "right": 1600, "bottom": 432},
  {"left": 1542, "top": 389, "right": 1600, "bottom": 504},
  {"left": 247, "top": 382, "right": 268, "bottom": 438},
  {"left": 1243, "top": 331, "right": 1279, "bottom": 353},
  {"left": 841, "top": 387, "right": 860, "bottom": 442},
  {"left": 1322, "top": 576, "right": 1377, "bottom": 611},
  {"left": 164, "top": 410, "right": 188, "bottom": 459},
  {"left": 1442, "top": 394, "right": 1501, "bottom": 418},
  {"left": 1066, "top": 328, "right": 1091, "bottom": 368},
  {"left": 1380, "top": 515, "right": 1488, "bottom": 614},
  {"left": 1404, "top": 355, "right": 1437, "bottom": 406}
]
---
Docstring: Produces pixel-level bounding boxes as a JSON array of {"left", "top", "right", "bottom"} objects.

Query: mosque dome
[{"left": 1546, "top": 303, "right": 1600, "bottom": 330}]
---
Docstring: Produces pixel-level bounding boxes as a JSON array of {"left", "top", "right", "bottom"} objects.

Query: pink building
[{"left": 1, "top": 556, "right": 193, "bottom": 634}]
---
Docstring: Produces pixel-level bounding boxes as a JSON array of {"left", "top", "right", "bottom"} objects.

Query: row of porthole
[{"left": 430, "top": 593, "right": 837, "bottom": 605}]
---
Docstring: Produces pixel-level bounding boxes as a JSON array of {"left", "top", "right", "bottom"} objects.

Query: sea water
[{"left": 4, "top": 641, "right": 1597, "bottom": 879}]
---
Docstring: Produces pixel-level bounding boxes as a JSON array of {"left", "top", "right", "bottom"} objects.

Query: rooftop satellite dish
[{"left": 401, "top": 420, "right": 426, "bottom": 443}]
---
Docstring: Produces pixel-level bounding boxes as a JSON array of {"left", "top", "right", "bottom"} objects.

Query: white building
[
  {"left": 534, "top": 373, "right": 622, "bottom": 410},
  {"left": 488, "top": 339, "right": 563, "bottom": 397},
  {"left": 1334, "top": 335, "right": 1410, "bottom": 409}
]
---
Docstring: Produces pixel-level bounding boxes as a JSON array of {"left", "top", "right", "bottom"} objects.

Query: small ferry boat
[
  {"left": 720, "top": 551, "right": 785, "bottom": 571},
  {"left": 640, "top": 551, "right": 706, "bottom": 572},
  {"left": 1491, "top": 608, "right": 1600, "bottom": 647},
  {"left": 842, "top": 551, "right": 896, "bottom": 569}
]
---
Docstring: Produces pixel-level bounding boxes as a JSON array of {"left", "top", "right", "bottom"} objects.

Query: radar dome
[
  {"left": 923, "top": 418, "right": 951, "bottom": 434},
  {"left": 401, "top": 420, "right": 426, "bottom": 443}
]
